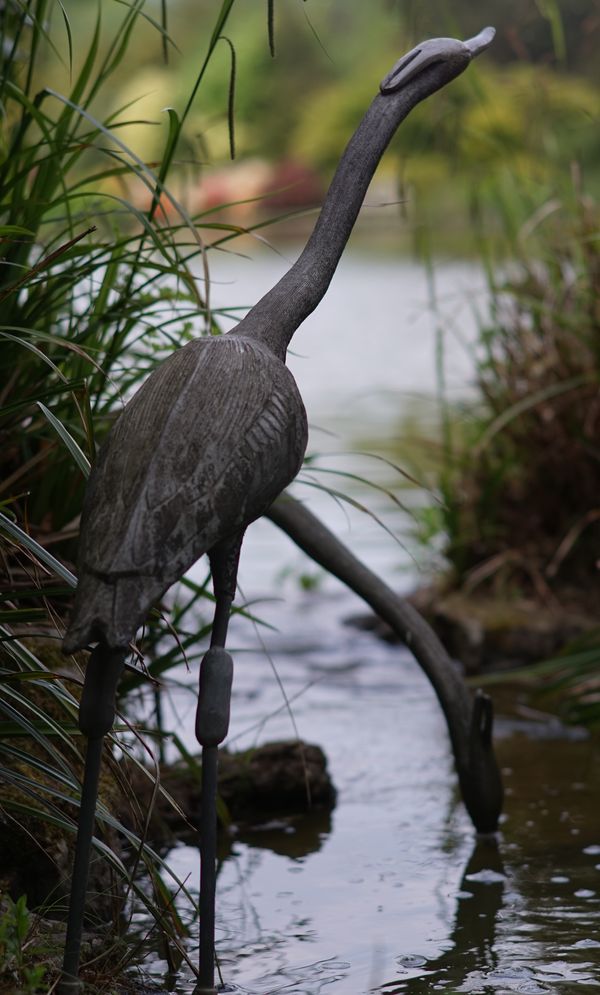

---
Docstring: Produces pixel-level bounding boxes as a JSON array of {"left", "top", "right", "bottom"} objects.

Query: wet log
[{"left": 266, "top": 494, "right": 503, "bottom": 834}]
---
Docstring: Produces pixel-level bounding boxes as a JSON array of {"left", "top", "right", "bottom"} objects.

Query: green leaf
[
  {"left": 220, "top": 36, "right": 237, "bottom": 160},
  {"left": 0, "top": 609, "right": 46, "bottom": 623},
  {"left": 0, "top": 513, "right": 77, "bottom": 588},
  {"left": 0, "top": 378, "right": 88, "bottom": 419},
  {"left": 0, "top": 225, "right": 35, "bottom": 237},
  {"left": 14, "top": 895, "right": 29, "bottom": 943},
  {"left": 56, "top": 0, "right": 74, "bottom": 81},
  {"left": 268, "top": 0, "right": 275, "bottom": 56},
  {"left": 66, "top": 2, "right": 101, "bottom": 110},
  {"left": 37, "top": 402, "right": 91, "bottom": 477},
  {"left": 145, "top": 106, "right": 182, "bottom": 221}
]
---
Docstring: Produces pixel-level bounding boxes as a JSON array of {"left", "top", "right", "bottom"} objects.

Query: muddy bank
[{"left": 350, "top": 585, "right": 596, "bottom": 673}]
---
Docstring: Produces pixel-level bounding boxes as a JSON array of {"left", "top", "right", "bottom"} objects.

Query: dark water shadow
[
  {"left": 231, "top": 807, "right": 333, "bottom": 859},
  {"left": 377, "top": 836, "right": 505, "bottom": 993}
]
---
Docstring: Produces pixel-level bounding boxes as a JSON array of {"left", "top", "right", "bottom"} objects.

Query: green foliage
[
  {"left": 433, "top": 180, "right": 600, "bottom": 594},
  {"left": 400, "top": 0, "right": 600, "bottom": 616},
  {"left": 535, "top": 636, "right": 600, "bottom": 729},
  {"left": 412, "top": 168, "right": 600, "bottom": 726},
  {"left": 0, "top": 0, "right": 254, "bottom": 645},
  {"left": 175, "top": 1, "right": 600, "bottom": 183},
  {"left": 158, "top": 0, "right": 408, "bottom": 163},
  {"left": 0, "top": 0, "right": 213, "bottom": 548},
  {"left": 457, "top": 65, "right": 600, "bottom": 178},
  {"left": 0, "top": 0, "right": 248, "bottom": 981},
  {"left": 0, "top": 895, "right": 46, "bottom": 993},
  {"left": 478, "top": 629, "right": 600, "bottom": 730},
  {"left": 409, "top": 170, "right": 598, "bottom": 614}
]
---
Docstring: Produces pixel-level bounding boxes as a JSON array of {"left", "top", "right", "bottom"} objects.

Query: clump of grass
[
  {"left": 0, "top": 895, "right": 46, "bottom": 994},
  {"left": 411, "top": 173, "right": 600, "bottom": 724},
  {"left": 435, "top": 178, "right": 600, "bottom": 599},
  {"left": 0, "top": 0, "right": 244, "bottom": 983},
  {"left": 478, "top": 626, "right": 600, "bottom": 730}
]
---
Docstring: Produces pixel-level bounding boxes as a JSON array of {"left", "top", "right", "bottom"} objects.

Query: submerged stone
[{"left": 121, "top": 739, "right": 336, "bottom": 846}]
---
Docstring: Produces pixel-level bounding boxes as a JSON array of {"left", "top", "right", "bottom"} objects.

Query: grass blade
[
  {"left": 0, "top": 513, "right": 77, "bottom": 587},
  {"left": 37, "top": 402, "right": 91, "bottom": 477}
]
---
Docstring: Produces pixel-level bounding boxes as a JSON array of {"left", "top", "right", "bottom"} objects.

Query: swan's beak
[
  {"left": 380, "top": 26, "right": 495, "bottom": 94},
  {"left": 464, "top": 26, "right": 496, "bottom": 58}
]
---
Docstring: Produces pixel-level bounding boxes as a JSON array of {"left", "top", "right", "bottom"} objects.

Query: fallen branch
[{"left": 267, "top": 494, "right": 503, "bottom": 834}]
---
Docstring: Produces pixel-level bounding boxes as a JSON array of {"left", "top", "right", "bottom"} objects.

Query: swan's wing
[{"left": 65, "top": 336, "right": 307, "bottom": 649}]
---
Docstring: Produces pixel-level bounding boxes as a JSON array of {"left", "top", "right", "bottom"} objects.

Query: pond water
[{"left": 136, "top": 244, "right": 600, "bottom": 994}]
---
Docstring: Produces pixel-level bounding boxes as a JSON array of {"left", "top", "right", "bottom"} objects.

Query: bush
[{"left": 422, "top": 176, "right": 600, "bottom": 601}]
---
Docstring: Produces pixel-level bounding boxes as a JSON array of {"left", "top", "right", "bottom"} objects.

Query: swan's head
[{"left": 380, "top": 26, "right": 495, "bottom": 94}]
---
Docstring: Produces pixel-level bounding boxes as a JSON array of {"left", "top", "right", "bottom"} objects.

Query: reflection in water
[
  {"left": 144, "top": 613, "right": 600, "bottom": 995},
  {"left": 234, "top": 808, "right": 333, "bottom": 859},
  {"left": 373, "top": 712, "right": 600, "bottom": 994},
  {"left": 214, "top": 958, "right": 354, "bottom": 995},
  {"left": 380, "top": 838, "right": 505, "bottom": 992}
]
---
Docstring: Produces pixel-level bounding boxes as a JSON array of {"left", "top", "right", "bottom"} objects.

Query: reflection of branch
[
  {"left": 266, "top": 494, "right": 503, "bottom": 834},
  {"left": 383, "top": 837, "right": 505, "bottom": 993}
]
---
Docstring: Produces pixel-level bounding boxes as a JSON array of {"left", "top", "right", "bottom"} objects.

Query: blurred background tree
[{"left": 42, "top": 0, "right": 600, "bottom": 178}]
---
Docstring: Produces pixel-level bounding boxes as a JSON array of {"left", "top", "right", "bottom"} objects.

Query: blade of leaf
[
  {"left": 0, "top": 512, "right": 77, "bottom": 587},
  {"left": 37, "top": 401, "right": 91, "bottom": 477}
]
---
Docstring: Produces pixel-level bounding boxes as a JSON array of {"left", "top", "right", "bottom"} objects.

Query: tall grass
[
  {"left": 414, "top": 157, "right": 600, "bottom": 722},
  {"left": 423, "top": 172, "right": 600, "bottom": 598},
  {"left": 0, "top": 0, "right": 250, "bottom": 983},
  {"left": 405, "top": 1, "right": 599, "bottom": 602}
]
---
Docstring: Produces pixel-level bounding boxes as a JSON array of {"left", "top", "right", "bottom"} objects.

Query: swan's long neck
[{"left": 232, "top": 50, "right": 470, "bottom": 360}]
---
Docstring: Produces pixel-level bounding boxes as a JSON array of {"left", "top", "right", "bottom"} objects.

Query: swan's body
[
  {"left": 64, "top": 335, "right": 306, "bottom": 651},
  {"left": 59, "top": 28, "right": 497, "bottom": 994},
  {"left": 64, "top": 28, "right": 494, "bottom": 655}
]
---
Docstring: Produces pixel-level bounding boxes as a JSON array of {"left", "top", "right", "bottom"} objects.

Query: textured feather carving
[{"left": 64, "top": 335, "right": 307, "bottom": 650}]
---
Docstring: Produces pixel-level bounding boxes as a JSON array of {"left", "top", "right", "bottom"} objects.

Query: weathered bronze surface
[
  {"left": 64, "top": 26, "right": 495, "bottom": 657},
  {"left": 64, "top": 338, "right": 307, "bottom": 651},
  {"left": 59, "top": 28, "right": 497, "bottom": 993}
]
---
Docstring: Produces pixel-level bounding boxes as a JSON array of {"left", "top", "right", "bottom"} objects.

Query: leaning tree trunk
[{"left": 267, "top": 494, "right": 503, "bottom": 834}]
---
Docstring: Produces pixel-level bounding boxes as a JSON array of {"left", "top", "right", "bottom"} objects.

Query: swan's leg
[
  {"left": 58, "top": 644, "right": 125, "bottom": 993},
  {"left": 194, "top": 537, "right": 241, "bottom": 994}
]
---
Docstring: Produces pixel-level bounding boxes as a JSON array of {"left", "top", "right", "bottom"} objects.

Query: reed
[{"left": 0, "top": 0, "right": 246, "bottom": 984}]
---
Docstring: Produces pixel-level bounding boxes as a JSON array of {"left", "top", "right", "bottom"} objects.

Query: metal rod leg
[
  {"left": 59, "top": 643, "right": 124, "bottom": 993},
  {"left": 194, "top": 639, "right": 234, "bottom": 995},
  {"left": 58, "top": 735, "right": 104, "bottom": 994},
  {"left": 197, "top": 744, "right": 219, "bottom": 994}
]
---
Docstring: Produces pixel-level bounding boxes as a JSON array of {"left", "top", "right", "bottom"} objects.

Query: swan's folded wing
[{"left": 64, "top": 336, "right": 307, "bottom": 650}]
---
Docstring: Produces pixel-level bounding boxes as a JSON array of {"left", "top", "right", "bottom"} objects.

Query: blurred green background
[{"left": 35, "top": 0, "right": 600, "bottom": 242}]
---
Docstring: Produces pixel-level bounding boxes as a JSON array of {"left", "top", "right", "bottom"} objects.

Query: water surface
[
  {"left": 137, "top": 248, "right": 600, "bottom": 994},
  {"left": 145, "top": 586, "right": 600, "bottom": 994}
]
